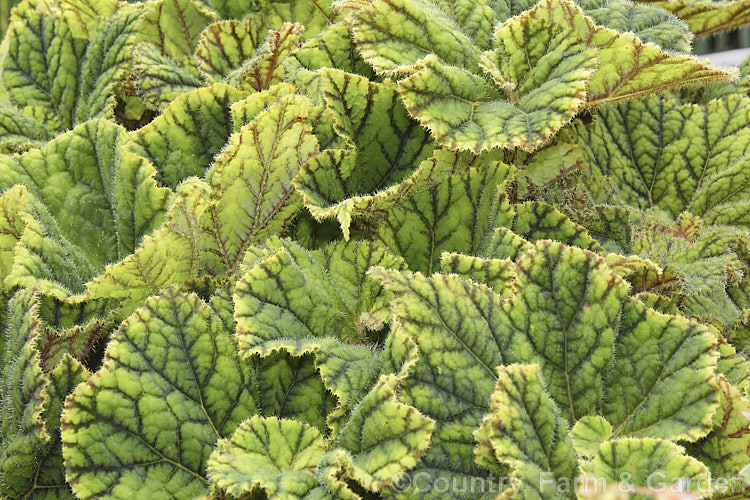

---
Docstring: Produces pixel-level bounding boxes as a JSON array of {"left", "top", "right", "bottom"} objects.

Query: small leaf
[
  {"left": 207, "top": 415, "right": 327, "bottom": 498},
  {"left": 570, "top": 416, "right": 613, "bottom": 459}
]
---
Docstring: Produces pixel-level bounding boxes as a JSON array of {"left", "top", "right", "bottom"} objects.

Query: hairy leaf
[
  {"left": 131, "top": 42, "right": 203, "bottom": 109},
  {"left": 200, "top": 94, "right": 318, "bottom": 274},
  {"left": 582, "top": 438, "right": 711, "bottom": 497},
  {"left": 86, "top": 179, "right": 208, "bottom": 313},
  {"left": 372, "top": 239, "right": 718, "bottom": 483},
  {"left": 135, "top": 0, "right": 216, "bottom": 68},
  {"left": 235, "top": 238, "right": 405, "bottom": 350},
  {"left": 296, "top": 69, "right": 435, "bottom": 237},
  {"left": 585, "top": 0, "right": 692, "bottom": 52},
  {"left": 397, "top": 11, "right": 598, "bottom": 152},
  {"left": 635, "top": 0, "right": 750, "bottom": 37},
  {"left": 522, "top": 0, "right": 730, "bottom": 106},
  {"left": 0, "top": 4, "right": 144, "bottom": 140},
  {"left": 62, "top": 289, "right": 259, "bottom": 499},
  {"left": 0, "top": 119, "right": 171, "bottom": 271},
  {"left": 129, "top": 83, "right": 246, "bottom": 189},
  {"left": 207, "top": 415, "right": 328, "bottom": 498},
  {"left": 474, "top": 364, "right": 578, "bottom": 499},
  {"left": 569, "top": 94, "right": 750, "bottom": 218}
]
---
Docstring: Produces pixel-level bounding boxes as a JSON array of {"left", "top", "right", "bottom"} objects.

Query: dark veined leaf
[
  {"left": 0, "top": 119, "right": 171, "bottom": 271},
  {"left": 1, "top": 289, "right": 90, "bottom": 499},
  {"left": 234, "top": 237, "right": 406, "bottom": 430},
  {"left": 346, "top": 0, "right": 730, "bottom": 153},
  {"left": 0, "top": 2, "right": 144, "bottom": 146},
  {"left": 581, "top": 438, "right": 711, "bottom": 498},
  {"left": 584, "top": 0, "right": 692, "bottom": 53},
  {"left": 207, "top": 375, "right": 433, "bottom": 498},
  {"left": 257, "top": 0, "right": 339, "bottom": 38},
  {"left": 61, "top": 289, "right": 259, "bottom": 499},
  {"left": 635, "top": 0, "right": 750, "bottom": 37},
  {"left": 376, "top": 163, "right": 600, "bottom": 274},
  {"left": 295, "top": 68, "right": 435, "bottom": 237},
  {"left": 199, "top": 93, "right": 319, "bottom": 275},
  {"left": 128, "top": 83, "right": 247, "bottom": 189},
  {"left": 135, "top": 0, "right": 216, "bottom": 68},
  {"left": 371, "top": 238, "right": 718, "bottom": 489},
  {"left": 474, "top": 364, "right": 578, "bottom": 499},
  {"left": 567, "top": 94, "right": 750, "bottom": 219}
]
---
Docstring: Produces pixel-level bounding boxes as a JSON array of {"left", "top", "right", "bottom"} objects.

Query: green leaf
[
  {"left": 440, "top": 252, "right": 516, "bottom": 297},
  {"left": 516, "top": 143, "right": 587, "bottom": 198},
  {"left": 376, "top": 163, "right": 599, "bottom": 274},
  {"left": 582, "top": 438, "right": 711, "bottom": 498},
  {"left": 570, "top": 415, "right": 613, "bottom": 460},
  {"left": 197, "top": 19, "right": 306, "bottom": 93},
  {"left": 131, "top": 42, "right": 203, "bottom": 110},
  {"left": 295, "top": 69, "right": 435, "bottom": 237},
  {"left": 372, "top": 239, "right": 718, "bottom": 482},
  {"left": 286, "top": 21, "right": 375, "bottom": 99},
  {"left": 61, "top": 289, "right": 259, "bottom": 499},
  {"left": 376, "top": 163, "right": 514, "bottom": 274},
  {"left": 584, "top": 0, "right": 692, "bottom": 53},
  {"left": 0, "top": 185, "right": 34, "bottom": 284},
  {"left": 0, "top": 105, "right": 51, "bottom": 151},
  {"left": 568, "top": 94, "right": 750, "bottom": 217},
  {"left": 632, "top": 220, "right": 745, "bottom": 324},
  {"left": 684, "top": 375, "right": 750, "bottom": 492},
  {"left": 635, "top": 0, "right": 750, "bottom": 37},
  {"left": 0, "top": 119, "right": 171, "bottom": 270},
  {"left": 207, "top": 415, "right": 328, "bottom": 498},
  {"left": 86, "top": 179, "right": 208, "bottom": 313},
  {"left": 522, "top": 0, "right": 731, "bottom": 106},
  {"left": 0, "top": 4, "right": 144, "bottom": 135},
  {"left": 603, "top": 298, "right": 719, "bottom": 441},
  {"left": 199, "top": 94, "right": 318, "bottom": 274},
  {"left": 254, "top": 351, "right": 337, "bottom": 434},
  {"left": 194, "top": 17, "right": 268, "bottom": 83},
  {"left": 209, "top": 374, "right": 433, "bottom": 498},
  {"left": 4, "top": 191, "right": 98, "bottom": 297},
  {"left": 398, "top": 15, "right": 599, "bottom": 152},
  {"left": 128, "top": 83, "right": 247, "bottom": 189},
  {"left": 333, "top": 375, "right": 434, "bottom": 492},
  {"left": 258, "top": 0, "right": 339, "bottom": 38},
  {"left": 59, "top": 0, "right": 118, "bottom": 37},
  {"left": 474, "top": 364, "right": 578, "bottom": 500},
  {"left": 135, "top": 0, "right": 216, "bottom": 68},
  {"left": 234, "top": 238, "right": 405, "bottom": 350},
  {"left": 234, "top": 238, "right": 404, "bottom": 426},
  {"left": 344, "top": 0, "right": 481, "bottom": 74},
  {"left": 0, "top": 289, "right": 50, "bottom": 497}
]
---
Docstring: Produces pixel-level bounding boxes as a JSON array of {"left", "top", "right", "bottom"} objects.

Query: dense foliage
[{"left": 1, "top": 0, "right": 750, "bottom": 498}]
